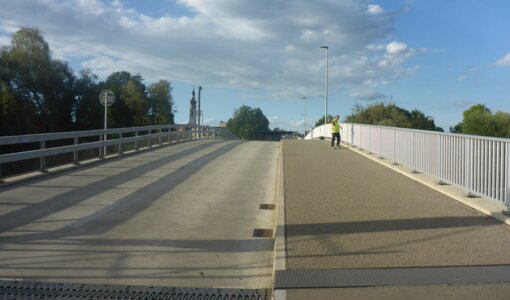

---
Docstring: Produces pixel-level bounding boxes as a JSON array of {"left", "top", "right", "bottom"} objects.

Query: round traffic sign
[{"left": 99, "top": 89, "right": 115, "bottom": 106}]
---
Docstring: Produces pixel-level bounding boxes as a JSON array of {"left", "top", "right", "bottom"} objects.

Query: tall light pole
[
  {"left": 302, "top": 96, "right": 307, "bottom": 137},
  {"left": 320, "top": 46, "right": 329, "bottom": 136},
  {"left": 198, "top": 86, "right": 202, "bottom": 126}
]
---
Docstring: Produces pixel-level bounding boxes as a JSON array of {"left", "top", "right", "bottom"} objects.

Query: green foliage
[
  {"left": 148, "top": 80, "right": 174, "bottom": 125},
  {"left": 346, "top": 102, "right": 443, "bottom": 132},
  {"left": 73, "top": 69, "right": 102, "bottom": 129},
  {"left": 226, "top": 105, "right": 269, "bottom": 140},
  {"left": 0, "top": 27, "right": 175, "bottom": 135},
  {"left": 451, "top": 104, "right": 510, "bottom": 138},
  {"left": 0, "top": 27, "right": 76, "bottom": 134},
  {"left": 314, "top": 114, "right": 334, "bottom": 127}
]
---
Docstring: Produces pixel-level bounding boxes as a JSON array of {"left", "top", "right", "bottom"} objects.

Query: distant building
[
  {"left": 218, "top": 121, "right": 227, "bottom": 128},
  {"left": 188, "top": 88, "right": 197, "bottom": 125}
]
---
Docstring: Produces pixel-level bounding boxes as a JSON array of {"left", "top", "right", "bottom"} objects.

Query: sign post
[{"left": 99, "top": 90, "right": 115, "bottom": 157}]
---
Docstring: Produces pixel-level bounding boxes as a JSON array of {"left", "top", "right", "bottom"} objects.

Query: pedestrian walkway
[{"left": 278, "top": 140, "right": 510, "bottom": 300}]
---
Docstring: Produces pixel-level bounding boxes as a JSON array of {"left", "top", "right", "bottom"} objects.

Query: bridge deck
[
  {"left": 3, "top": 138, "right": 510, "bottom": 299},
  {"left": 0, "top": 140, "right": 279, "bottom": 290},
  {"left": 281, "top": 140, "right": 510, "bottom": 299}
]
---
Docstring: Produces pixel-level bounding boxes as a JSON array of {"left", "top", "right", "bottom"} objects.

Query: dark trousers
[{"left": 331, "top": 132, "right": 340, "bottom": 147}]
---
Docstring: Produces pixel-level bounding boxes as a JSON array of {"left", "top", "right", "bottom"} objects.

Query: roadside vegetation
[{"left": 0, "top": 27, "right": 174, "bottom": 136}]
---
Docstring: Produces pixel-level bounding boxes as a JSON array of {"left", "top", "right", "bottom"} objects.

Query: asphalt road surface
[{"left": 0, "top": 140, "right": 279, "bottom": 289}]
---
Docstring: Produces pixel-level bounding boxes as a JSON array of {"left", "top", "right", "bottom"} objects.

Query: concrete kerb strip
[
  {"left": 272, "top": 140, "right": 287, "bottom": 300},
  {"left": 341, "top": 142, "right": 510, "bottom": 227}
]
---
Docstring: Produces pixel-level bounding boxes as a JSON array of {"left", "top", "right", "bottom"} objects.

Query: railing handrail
[
  {"left": 0, "top": 124, "right": 237, "bottom": 181},
  {"left": 343, "top": 122, "right": 510, "bottom": 143},
  {"left": 306, "top": 122, "right": 510, "bottom": 207},
  {"left": 0, "top": 124, "right": 190, "bottom": 146}
]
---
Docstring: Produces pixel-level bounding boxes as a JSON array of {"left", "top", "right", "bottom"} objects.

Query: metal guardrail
[
  {"left": 307, "top": 123, "right": 510, "bottom": 206},
  {"left": 0, "top": 124, "right": 237, "bottom": 181}
]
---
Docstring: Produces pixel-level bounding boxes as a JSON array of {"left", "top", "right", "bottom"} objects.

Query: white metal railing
[
  {"left": 306, "top": 123, "right": 510, "bottom": 206},
  {"left": 0, "top": 124, "right": 237, "bottom": 181}
]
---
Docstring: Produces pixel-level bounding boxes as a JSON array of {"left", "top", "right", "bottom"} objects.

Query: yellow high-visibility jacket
[{"left": 331, "top": 120, "right": 340, "bottom": 133}]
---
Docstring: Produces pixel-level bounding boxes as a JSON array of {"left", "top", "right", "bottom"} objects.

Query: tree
[
  {"left": 451, "top": 104, "right": 510, "bottom": 138},
  {"left": 147, "top": 80, "right": 174, "bottom": 125},
  {"left": 73, "top": 69, "right": 102, "bottom": 130},
  {"left": 0, "top": 27, "right": 177, "bottom": 135},
  {"left": 0, "top": 27, "right": 76, "bottom": 134},
  {"left": 226, "top": 105, "right": 269, "bottom": 140},
  {"left": 346, "top": 102, "right": 443, "bottom": 131},
  {"left": 103, "top": 71, "right": 148, "bottom": 127},
  {"left": 314, "top": 114, "right": 334, "bottom": 127}
]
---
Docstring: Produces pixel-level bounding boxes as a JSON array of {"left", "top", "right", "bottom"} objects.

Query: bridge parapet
[
  {"left": 307, "top": 123, "right": 510, "bottom": 207},
  {"left": 0, "top": 125, "right": 237, "bottom": 182}
]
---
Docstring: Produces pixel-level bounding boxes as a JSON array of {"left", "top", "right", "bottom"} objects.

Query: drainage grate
[
  {"left": 259, "top": 204, "right": 275, "bottom": 210},
  {"left": 275, "top": 265, "right": 510, "bottom": 289},
  {"left": 0, "top": 280, "right": 272, "bottom": 300},
  {"left": 253, "top": 229, "right": 274, "bottom": 238}
]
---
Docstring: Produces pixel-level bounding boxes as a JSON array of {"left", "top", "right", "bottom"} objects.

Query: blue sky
[{"left": 1, "top": 0, "right": 509, "bottom": 132}]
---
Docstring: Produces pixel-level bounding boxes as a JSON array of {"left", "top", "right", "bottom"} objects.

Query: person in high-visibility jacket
[{"left": 331, "top": 115, "right": 342, "bottom": 148}]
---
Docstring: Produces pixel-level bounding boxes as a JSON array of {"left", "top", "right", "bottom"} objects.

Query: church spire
[{"left": 189, "top": 85, "right": 197, "bottom": 125}]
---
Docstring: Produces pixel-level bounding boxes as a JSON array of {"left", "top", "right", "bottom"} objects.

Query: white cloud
[
  {"left": 377, "top": 42, "right": 416, "bottom": 68},
  {"left": 457, "top": 75, "right": 466, "bottom": 82},
  {"left": 367, "top": 4, "right": 385, "bottom": 15},
  {"left": 351, "top": 91, "right": 388, "bottom": 101},
  {"left": 0, "top": 0, "right": 420, "bottom": 99},
  {"left": 495, "top": 53, "right": 510, "bottom": 67},
  {"left": 386, "top": 42, "right": 408, "bottom": 55}
]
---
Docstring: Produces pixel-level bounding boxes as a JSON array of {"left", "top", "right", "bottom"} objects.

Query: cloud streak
[
  {"left": 0, "top": 0, "right": 420, "bottom": 100},
  {"left": 495, "top": 53, "right": 510, "bottom": 67}
]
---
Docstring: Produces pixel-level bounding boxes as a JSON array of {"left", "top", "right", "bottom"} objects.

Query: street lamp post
[
  {"left": 320, "top": 46, "right": 328, "bottom": 137},
  {"left": 198, "top": 86, "right": 202, "bottom": 127},
  {"left": 302, "top": 96, "right": 307, "bottom": 138}
]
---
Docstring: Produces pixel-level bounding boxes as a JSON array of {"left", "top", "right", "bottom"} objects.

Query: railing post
[
  {"left": 135, "top": 131, "right": 139, "bottom": 151},
  {"left": 378, "top": 127, "right": 383, "bottom": 159},
  {"left": 73, "top": 137, "right": 79, "bottom": 165},
  {"left": 392, "top": 128, "right": 397, "bottom": 165},
  {"left": 411, "top": 131, "right": 417, "bottom": 173},
  {"left": 98, "top": 134, "right": 103, "bottom": 159},
  {"left": 436, "top": 134, "right": 445, "bottom": 185},
  {"left": 40, "top": 141, "right": 47, "bottom": 173},
  {"left": 345, "top": 124, "right": 349, "bottom": 146},
  {"left": 368, "top": 125, "right": 371, "bottom": 154},
  {"left": 359, "top": 125, "right": 363, "bottom": 150},
  {"left": 504, "top": 142, "right": 510, "bottom": 215},
  {"left": 159, "top": 129, "right": 162, "bottom": 146},
  {"left": 507, "top": 142, "right": 510, "bottom": 202},
  {"left": 464, "top": 138, "right": 475, "bottom": 197},
  {"left": 103, "top": 131, "right": 108, "bottom": 158},
  {"left": 119, "top": 132, "right": 123, "bottom": 155}
]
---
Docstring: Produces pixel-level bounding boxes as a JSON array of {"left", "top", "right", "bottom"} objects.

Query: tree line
[
  {"left": 315, "top": 103, "right": 443, "bottom": 132},
  {"left": 0, "top": 28, "right": 174, "bottom": 136},
  {"left": 450, "top": 104, "right": 510, "bottom": 138},
  {"left": 227, "top": 101, "right": 510, "bottom": 141},
  {"left": 314, "top": 102, "right": 509, "bottom": 139}
]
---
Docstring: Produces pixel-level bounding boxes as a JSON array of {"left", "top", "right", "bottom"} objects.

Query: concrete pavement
[{"left": 0, "top": 140, "right": 279, "bottom": 289}]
